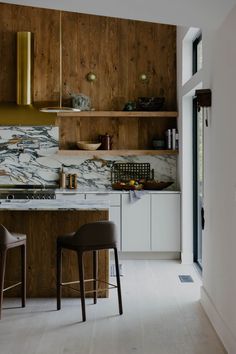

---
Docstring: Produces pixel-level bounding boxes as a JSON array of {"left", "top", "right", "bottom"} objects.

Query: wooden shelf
[
  {"left": 57, "top": 111, "right": 178, "bottom": 118},
  {"left": 57, "top": 150, "right": 178, "bottom": 156}
]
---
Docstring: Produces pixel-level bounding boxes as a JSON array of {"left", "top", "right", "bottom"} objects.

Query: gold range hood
[{"left": 17, "top": 31, "right": 32, "bottom": 106}]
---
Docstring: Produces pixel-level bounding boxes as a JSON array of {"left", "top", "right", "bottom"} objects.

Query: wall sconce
[
  {"left": 86, "top": 72, "right": 97, "bottom": 82},
  {"left": 139, "top": 73, "right": 149, "bottom": 83}
]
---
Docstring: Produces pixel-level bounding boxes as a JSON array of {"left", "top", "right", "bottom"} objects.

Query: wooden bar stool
[
  {"left": 56, "top": 221, "right": 123, "bottom": 322},
  {"left": 0, "top": 224, "right": 26, "bottom": 319}
]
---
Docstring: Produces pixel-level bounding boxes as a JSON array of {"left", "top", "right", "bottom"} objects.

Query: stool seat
[
  {"left": 57, "top": 221, "right": 117, "bottom": 248},
  {"left": 57, "top": 221, "right": 122, "bottom": 322},
  {"left": 0, "top": 224, "right": 26, "bottom": 319},
  {"left": 0, "top": 225, "right": 26, "bottom": 246}
]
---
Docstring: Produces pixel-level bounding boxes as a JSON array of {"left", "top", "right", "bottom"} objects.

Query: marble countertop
[
  {"left": 0, "top": 199, "right": 109, "bottom": 211},
  {"left": 55, "top": 189, "right": 181, "bottom": 194}
]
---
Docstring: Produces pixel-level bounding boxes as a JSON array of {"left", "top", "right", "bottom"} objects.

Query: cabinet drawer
[
  {"left": 85, "top": 193, "right": 121, "bottom": 206},
  {"left": 56, "top": 193, "right": 85, "bottom": 201}
]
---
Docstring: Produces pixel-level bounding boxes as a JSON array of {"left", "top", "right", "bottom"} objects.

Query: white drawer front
[
  {"left": 56, "top": 193, "right": 85, "bottom": 201},
  {"left": 85, "top": 193, "right": 120, "bottom": 206}
]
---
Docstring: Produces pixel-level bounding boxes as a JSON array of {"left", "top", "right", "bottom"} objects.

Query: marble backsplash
[{"left": 0, "top": 126, "right": 177, "bottom": 190}]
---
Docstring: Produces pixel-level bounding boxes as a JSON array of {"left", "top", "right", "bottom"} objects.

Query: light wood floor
[{"left": 0, "top": 260, "right": 226, "bottom": 354}]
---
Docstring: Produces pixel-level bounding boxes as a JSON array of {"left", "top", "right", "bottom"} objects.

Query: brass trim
[{"left": 17, "top": 32, "right": 32, "bottom": 105}]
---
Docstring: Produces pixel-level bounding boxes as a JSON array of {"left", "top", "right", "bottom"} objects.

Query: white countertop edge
[
  {"left": 0, "top": 200, "right": 110, "bottom": 211},
  {"left": 56, "top": 189, "right": 181, "bottom": 194}
]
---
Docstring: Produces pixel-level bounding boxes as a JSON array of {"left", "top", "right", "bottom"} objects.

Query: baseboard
[
  {"left": 115, "top": 252, "right": 181, "bottom": 260},
  {"left": 181, "top": 251, "right": 193, "bottom": 264},
  {"left": 201, "top": 286, "right": 236, "bottom": 354}
]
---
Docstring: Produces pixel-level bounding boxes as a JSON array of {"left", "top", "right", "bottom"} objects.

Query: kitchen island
[{"left": 0, "top": 200, "right": 109, "bottom": 297}]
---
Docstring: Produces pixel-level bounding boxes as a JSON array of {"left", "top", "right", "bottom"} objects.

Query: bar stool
[
  {"left": 0, "top": 224, "right": 26, "bottom": 319},
  {"left": 56, "top": 221, "right": 123, "bottom": 322}
]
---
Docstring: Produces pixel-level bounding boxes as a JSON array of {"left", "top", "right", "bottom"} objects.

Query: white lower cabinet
[
  {"left": 121, "top": 193, "right": 180, "bottom": 252},
  {"left": 151, "top": 194, "right": 181, "bottom": 252},
  {"left": 121, "top": 194, "right": 150, "bottom": 251},
  {"left": 55, "top": 191, "right": 181, "bottom": 253},
  {"left": 109, "top": 206, "right": 121, "bottom": 251}
]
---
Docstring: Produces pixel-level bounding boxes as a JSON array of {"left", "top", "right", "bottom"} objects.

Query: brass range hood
[{"left": 17, "top": 31, "right": 32, "bottom": 106}]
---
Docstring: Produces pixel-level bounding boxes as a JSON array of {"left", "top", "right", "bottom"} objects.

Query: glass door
[{"left": 193, "top": 98, "right": 204, "bottom": 269}]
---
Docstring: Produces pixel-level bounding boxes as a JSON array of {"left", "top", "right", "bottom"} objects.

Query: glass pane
[
  {"left": 197, "top": 108, "right": 203, "bottom": 267},
  {"left": 197, "top": 39, "right": 203, "bottom": 71}
]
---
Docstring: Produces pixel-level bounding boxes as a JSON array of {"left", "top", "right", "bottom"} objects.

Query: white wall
[
  {"left": 178, "top": 5, "right": 236, "bottom": 353},
  {"left": 2, "top": 0, "right": 236, "bottom": 30}
]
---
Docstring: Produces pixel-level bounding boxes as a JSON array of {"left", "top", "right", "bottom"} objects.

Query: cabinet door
[
  {"left": 151, "top": 194, "right": 180, "bottom": 251},
  {"left": 109, "top": 206, "right": 121, "bottom": 251},
  {"left": 85, "top": 193, "right": 121, "bottom": 250},
  {"left": 122, "top": 194, "right": 150, "bottom": 251}
]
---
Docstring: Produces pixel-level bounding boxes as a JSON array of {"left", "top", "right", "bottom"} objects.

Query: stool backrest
[
  {"left": 74, "top": 221, "right": 117, "bottom": 247},
  {"left": 0, "top": 224, "right": 17, "bottom": 245}
]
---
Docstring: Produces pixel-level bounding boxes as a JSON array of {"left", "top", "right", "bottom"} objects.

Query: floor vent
[
  {"left": 110, "top": 264, "right": 123, "bottom": 277},
  {"left": 179, "top": 275, "right": 194, "bottom": 283}
]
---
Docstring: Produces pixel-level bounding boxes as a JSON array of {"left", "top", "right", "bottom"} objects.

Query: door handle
[{"left": 201, "top": 207, "right": 205, "bottom": 230}]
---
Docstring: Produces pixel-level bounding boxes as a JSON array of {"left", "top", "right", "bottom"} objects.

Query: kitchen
[
  {"left": 0, "top": 3, "right": 229, "bottom": 354},
  {"left": 0, "top": 2, "right": 180, "bottom": 259}
]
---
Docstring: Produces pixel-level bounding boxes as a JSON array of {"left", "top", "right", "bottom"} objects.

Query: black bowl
[{"left": 137, "top": 97, "right": 165, "bottom": 111}]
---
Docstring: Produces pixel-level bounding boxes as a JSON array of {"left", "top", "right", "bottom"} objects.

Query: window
[
  {"left": 193, "top": 97, "right": 204, "bottom": 270},
  {"left": 192, "top": 34, "right": 202, "bottom": 75}
]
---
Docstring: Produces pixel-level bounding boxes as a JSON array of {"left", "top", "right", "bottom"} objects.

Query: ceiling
[{"left": 1, "top": 0, "right": 236, "bottom": 29}]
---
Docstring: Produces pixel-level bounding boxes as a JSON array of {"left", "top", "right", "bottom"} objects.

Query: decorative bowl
[
  {"left": 137, "top": 97, "right": 165, "bottom": 111},
  {"left": 143, "top": 180, "right": 173, "bottom": 190},
  {"left": 77, "top": 141, "right": 101, "bottom": 150}
]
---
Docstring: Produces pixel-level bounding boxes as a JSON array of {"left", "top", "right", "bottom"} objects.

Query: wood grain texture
[
  {"left": 0, "top": 3, "right": 176, "bottom": 111},
  {"left": 57, "top": 150, "right": 178, "bottom": 156},
  {"left": 56, "top": 114, "right": 177, "bottom": 150},
  {"left": 0, "top": 210, "right": 109, "bottom": 298},
  {"left": 57, "top": 111, "right": 178, "bottom": 117}
]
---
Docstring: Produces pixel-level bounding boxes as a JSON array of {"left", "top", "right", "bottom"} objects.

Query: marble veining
[
  {"left": 0, "top": 126, "right": 177, "bottom": 190},
  {"left": 53, "top": 154, "right": 177, "bottom": 190},
  {"left": 0, "top": 126, "right": 58, "bottom": 185}
]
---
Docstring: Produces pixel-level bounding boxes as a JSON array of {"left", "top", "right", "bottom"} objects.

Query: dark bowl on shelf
[
  {"left": 137, "top": 97, "right": 165, "bottom": 111},
  {"left": 143, "top": 181, "right": 173, "bottom": 190}
]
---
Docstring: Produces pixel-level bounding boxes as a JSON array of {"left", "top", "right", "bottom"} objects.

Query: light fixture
[
  {"left": 139, "top": 73, "right": 149, "bottom": 83},
  {"left": 40, "top": 11, "right": 80, "bottom": 113},
  {"left": 86, "top": 72, "right": 97, "bottom": 82}
]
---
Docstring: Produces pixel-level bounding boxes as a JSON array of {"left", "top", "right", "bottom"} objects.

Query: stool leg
[
  {"left": 114, "top": 247, "right": 123, "bottom": 315},
  {"left": 93, "top": 251, "right": 97, "bottom": 304},
  {"left": 77, "top": 251, "right": 86, "bottom": 322},
  {"left": 56, "top": 245, "right": 62, "bottom": 310},
  {"left": 0, "top": 249, "right": 7, "bottom": 320},
  {"left": 21, "top": 244, "right": 26, "bottom": 308}
]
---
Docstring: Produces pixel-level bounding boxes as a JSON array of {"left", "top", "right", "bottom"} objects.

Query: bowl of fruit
[{"left": 112, "top": 179, "right": 145, "bottom": 190}]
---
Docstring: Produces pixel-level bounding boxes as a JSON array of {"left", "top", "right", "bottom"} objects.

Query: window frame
[{"left": 192, "top": 34, "right": 202, "bottom": 75}]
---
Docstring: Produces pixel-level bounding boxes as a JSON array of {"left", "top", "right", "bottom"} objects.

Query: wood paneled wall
[
  {"left": 0, "top": 3, "right": 176, "bottom": 112},
  {"left": 57, "top": 116, "right": 177, "bottom": 150}
]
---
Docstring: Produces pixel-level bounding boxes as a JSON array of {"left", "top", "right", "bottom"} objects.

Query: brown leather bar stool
[
  {"left": 0, "top": 224, "right": 26, "bottom": 319},
  {"left": 56, "top": 221, "right": 123, "bottom": 322}
]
